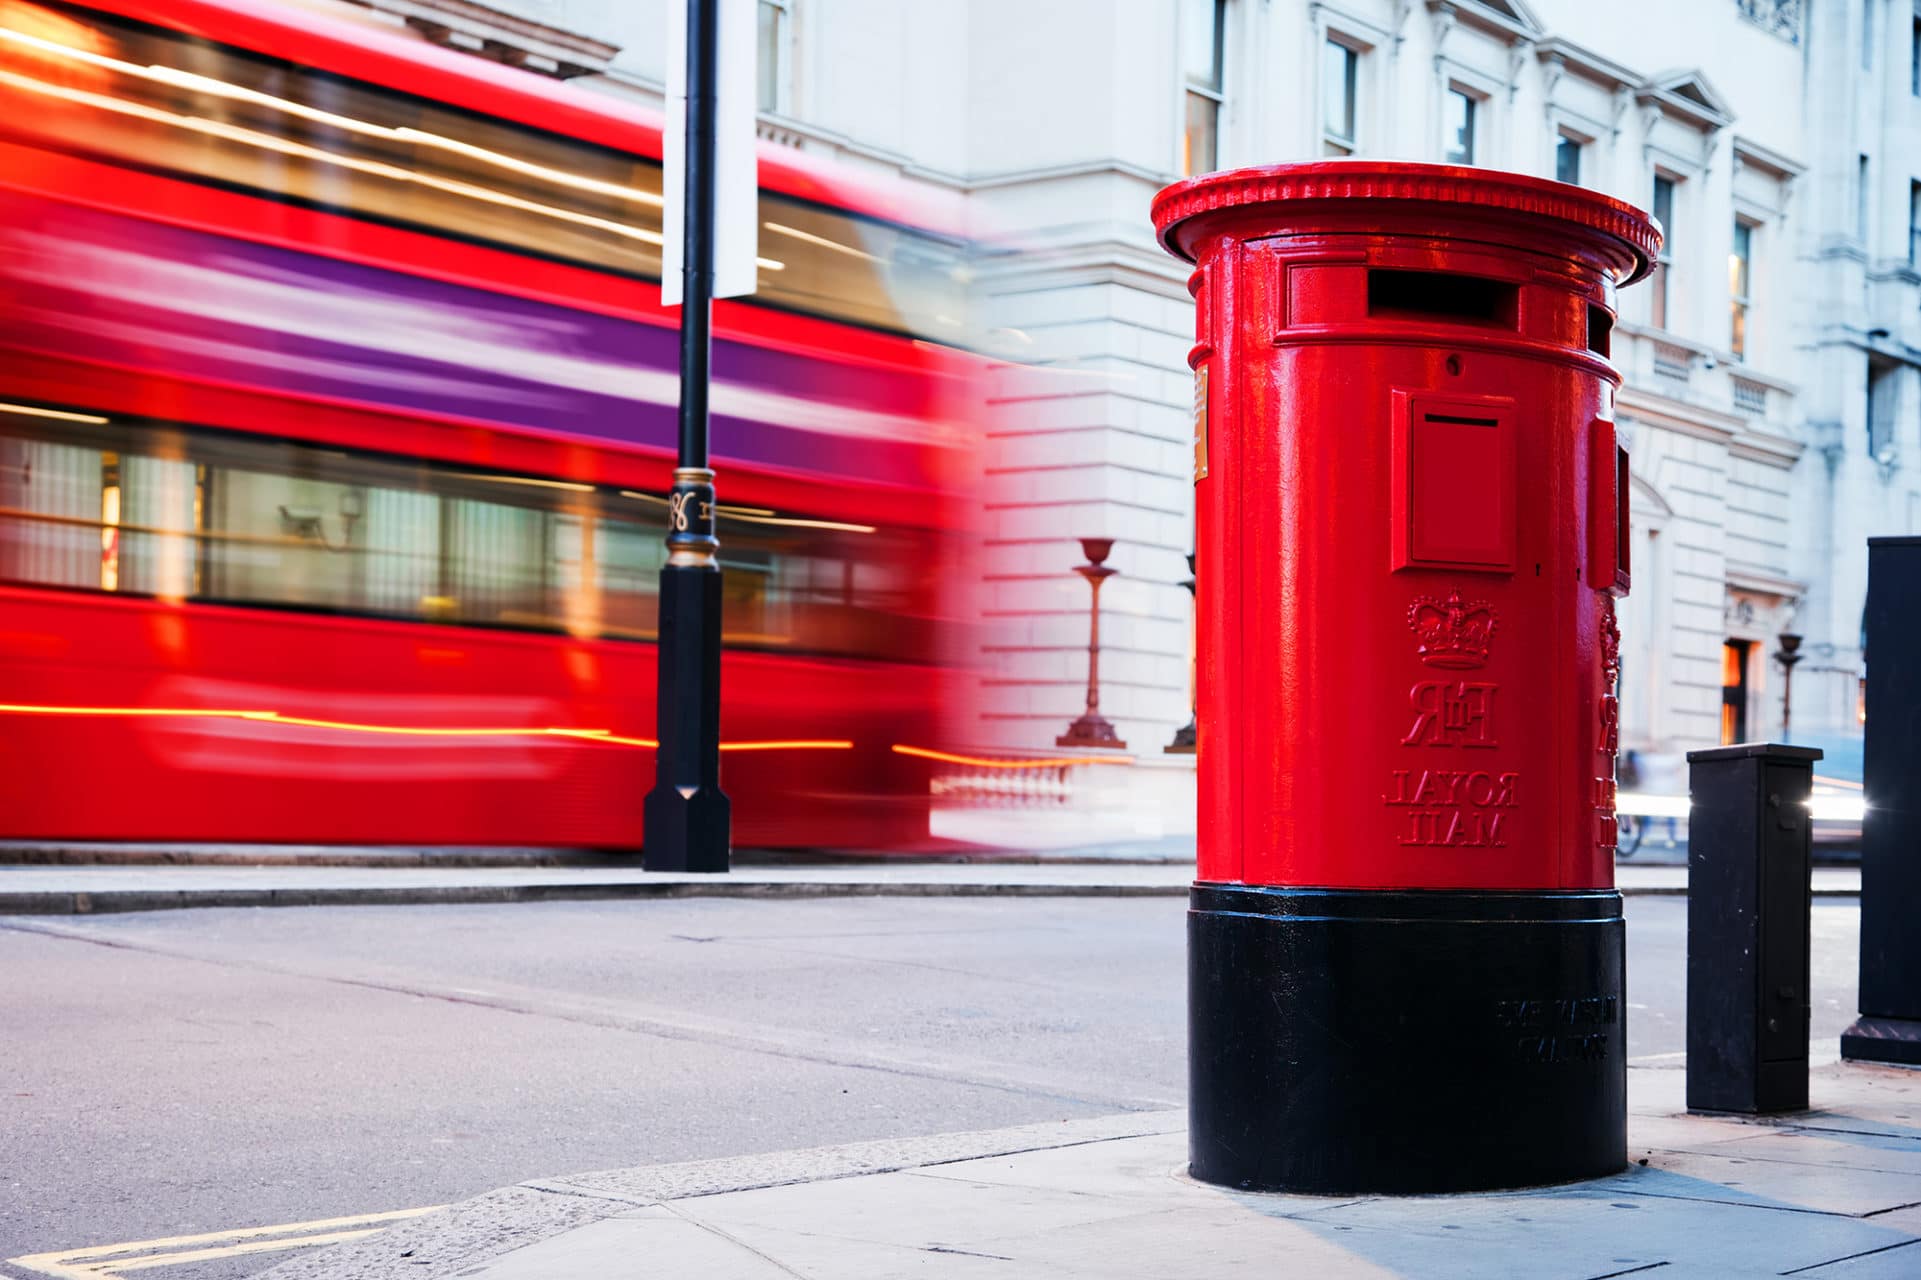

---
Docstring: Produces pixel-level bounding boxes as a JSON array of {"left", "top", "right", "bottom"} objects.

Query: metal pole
[
  {"left": 643, "top": 0, "right": 730, "bottom": 872},
  {"left": 1775, "top": 632, "right": 1803, "bottom": 746},
  {"left": 1084, "top": 576, "right": 1103, "bottom": 717}
]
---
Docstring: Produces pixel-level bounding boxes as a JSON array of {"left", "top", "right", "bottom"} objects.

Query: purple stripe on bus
[{"left": 0, "top": 196, "right": 950, "bottom": 489}]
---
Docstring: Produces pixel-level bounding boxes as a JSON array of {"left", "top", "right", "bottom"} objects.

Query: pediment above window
[
  {"left": 1637, "top": 70, "right": 1734, "bottom": 132},
  {"left": 1425, "top": 0, "right": 1543, "bottom": 45}
]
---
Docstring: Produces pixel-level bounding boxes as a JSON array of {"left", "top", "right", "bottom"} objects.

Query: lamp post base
[
  {"left": 642, "top": 785, "right": 731, "bottom": 873},
  {"left": 1164, "top": 718, "right": 1196, "bottom": 754},
  {"left": 642, "top": 558, "right": 730, "bottom": 873},
  {"left": 1057, "top": 714, "right": 1125, "bottom": 750}
]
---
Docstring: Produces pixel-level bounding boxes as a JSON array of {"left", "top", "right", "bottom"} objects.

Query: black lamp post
[
  {"left": 1057, "top": 538, "right": 1126, "bottom": 750},
  {"left": 643, "top": 0, "right": 730, "bottom": 872},
  {"left": 1775, "top": 632, "right": 1804, "bottom": 744},
  {"left": 1165, "top": 550, "right": 1196, "bottom": 754}
]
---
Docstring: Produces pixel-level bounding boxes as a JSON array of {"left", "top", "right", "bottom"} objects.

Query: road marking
[{"left": 7, "top": 1206, "right": 443, "bottom": 1278}]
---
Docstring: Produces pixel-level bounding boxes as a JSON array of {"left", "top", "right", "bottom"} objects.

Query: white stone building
[{"left": 336, "top": 0, "right": 1919, "bottom": 770}]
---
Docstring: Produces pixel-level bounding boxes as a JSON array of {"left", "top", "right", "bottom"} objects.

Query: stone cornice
[
  {"left": 1731, "top": 136, "right": 1806, "bottom": 180},
  {"left": 1533, "top": 37, "right": 1640, "bottom": 91},
  {"left": 1724, "top": 563, "right": 1806, "bottom": 599},
  {"left": 1616, "top": 386, "right": 1741, "bottom": 443},
  {"left": 1728, "top": 430, "right": 1804, "bottom": 468}
]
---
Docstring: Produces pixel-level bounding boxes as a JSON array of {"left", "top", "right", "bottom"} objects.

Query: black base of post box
[
  {"left": 1188, "top": 884, "right": 1626, "bottom": 1194},
  {"left": 1841, "top": 1016, "right": 1921, "bottom": 1067}
]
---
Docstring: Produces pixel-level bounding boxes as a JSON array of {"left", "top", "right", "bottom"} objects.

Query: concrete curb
[
  {"left": 0, "top": 879, "right": 1861, "bottom": 915},
  {"left": 0, "top": 842, "right": 1195, "bottom": 868},
  {"left": 0, "top": 880, "right": 1190, "bottom": 916}
]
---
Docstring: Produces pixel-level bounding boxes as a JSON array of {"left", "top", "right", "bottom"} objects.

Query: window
[
  {"left": 1868, "top": 360, "right": 1897, "bottom": 461},
  {"left": 1729, "top": 220, "right": 1754, "bottom": 361},
  {"left": 1322, "top": 39, "right": 1359, "bottom": 156},
  {"left": 1444, "top": 88, "right": 1477, "bottom": 165},
  {"left": 1650, "top": 175, "right": 1676, "bottom": 330},
  {"left": 1556, "top": 134, "right": 1582, "bottom": 185},
  {"left": 1913, "top": 13, "right": 1920, "bottom": 95},
  {"left": 1909, "top": 180, "right": 1920, "bottom": 266},
  {"left": 1181, "top": 0, "right": 1226, "bottom": 176},
  {"left": 757, "top": 0, "right": 789, "bottom": 115},
  {"left": 0, "top": 6, "right": 969, "bottom": 340},
  {"left": 1859, "top": 154, "right": 1872, "bottom": 243},
  {"left": 0, "top": 408, "right": 945, "bottom": 663},
  {"left": 1721, "top": 640, "right": 1751, "bottom": 745}
]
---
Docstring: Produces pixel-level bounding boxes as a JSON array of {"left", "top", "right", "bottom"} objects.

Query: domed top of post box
[{"left": 1153, "top": 161, "right": 1662, "bottom": 285}]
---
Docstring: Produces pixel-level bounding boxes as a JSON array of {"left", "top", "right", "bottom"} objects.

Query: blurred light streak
[
  {"left": 718, "top": 740, "right": 853, "bottom": 751},
  {"left": 0, "top": 21, "right": 663, "bottom": 209},
  {"left": 0, "top": 401, "right": 109, "bottom": 424},
  {"left": 451, "top": 472, "right": 595, "bottom": 493},
  {"left": 0, "top": 703, "right": 273, "bottom": 718},
  {"left": 723, "top": 512, "right": 876, "bottom": 533},
  {"left": 0, "top": 62, "right": 669, "bottom": 249},
  {"left": 0, "top": 703, "right": 855, "bottom": 753},
  {"left": 763, "top": 220, "right": 880, "bottom": 262},
  {"left": 1616, "top": 790, "right": 1866, "bottom": 823},
  {"left": 891, "top": 745, "right": 1137, "bottom": 769}
]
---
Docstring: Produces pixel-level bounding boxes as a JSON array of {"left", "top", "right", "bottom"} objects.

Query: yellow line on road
[{"left": 7, "top": 1206, "right": 444, "bottom": 1278}]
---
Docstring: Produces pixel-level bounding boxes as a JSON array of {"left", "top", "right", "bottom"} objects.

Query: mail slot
[{"left": 1154, "top": 162, "right": 1662, "bottom": 1193}]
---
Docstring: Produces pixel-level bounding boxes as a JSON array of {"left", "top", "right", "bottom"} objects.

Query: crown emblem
[
  {"left": 1600, "top": 600, "right": 1621, "bottom": 686},
  {"left": 1408, "top": 591, "right": 1496, "bottom": 669}
]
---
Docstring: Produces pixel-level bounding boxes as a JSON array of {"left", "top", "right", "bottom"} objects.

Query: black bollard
[
  {"left": 1842, "top": 537, "right": 1921, "bottom": 1066},
  {"left": 1686, "top": 743, "right": 1821, "bottom": 1114}
]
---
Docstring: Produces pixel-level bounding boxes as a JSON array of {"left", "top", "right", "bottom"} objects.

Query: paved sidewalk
[
  {"left": 260, "top": 1061, "right": 1921, "bottom": 1279},
  {"left": 0, "top": 860, "right": 1865, "bottom": 915}
]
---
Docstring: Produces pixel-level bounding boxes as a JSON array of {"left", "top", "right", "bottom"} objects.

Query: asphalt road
[{"left": 0, "top": 895, "right": 1864, "bottom": 1279}]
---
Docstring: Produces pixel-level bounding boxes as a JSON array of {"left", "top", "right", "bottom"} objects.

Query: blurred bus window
[
  {"left": 0, "top": 407, "right": 943, "bottom": 663},
  {"left": 0, "top": 3, "right": 967, "bottom": 340}
]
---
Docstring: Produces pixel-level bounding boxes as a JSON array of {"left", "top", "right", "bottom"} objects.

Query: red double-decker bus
[{"left": 0, "top": 0, "right": 982, "bottom": 848}]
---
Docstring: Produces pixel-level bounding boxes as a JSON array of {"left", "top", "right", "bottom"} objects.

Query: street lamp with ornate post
[
  {"left": 1775, "top": 632, "right": 1804, "bottom": 743},
  {"left": 1058, "top": 537, "right": 1126, "bottom": 750}
]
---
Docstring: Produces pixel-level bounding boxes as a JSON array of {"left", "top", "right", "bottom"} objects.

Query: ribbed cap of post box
[{"left": 1152, "top": 160, "right": 1662, "bottom": 284}]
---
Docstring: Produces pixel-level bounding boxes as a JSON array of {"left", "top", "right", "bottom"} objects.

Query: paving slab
[
  {"left": 473, "top": 1209, "right": 799, "bottom": 1280},
  {"left": 259, "top": 1062, "right": 1921, "bottom": 1279}
]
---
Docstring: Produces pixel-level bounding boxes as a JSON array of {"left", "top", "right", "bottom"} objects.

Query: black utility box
[{"left": 1686, "top": 743, "right": 1821, "bottom": 1114}]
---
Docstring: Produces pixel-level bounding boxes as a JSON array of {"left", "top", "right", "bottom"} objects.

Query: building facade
[{"left": 338, "top": 0, "right": 1920, "bottom": 769}]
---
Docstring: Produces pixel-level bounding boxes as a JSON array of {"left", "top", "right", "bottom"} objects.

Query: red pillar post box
[{"left": 1153, "top": 163, "right": 1661, "bottom": 1194}]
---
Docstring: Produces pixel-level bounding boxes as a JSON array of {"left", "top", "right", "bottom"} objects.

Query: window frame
[
  {"left": 1867, "top": 359, "right": 1897, "bottom": 462},
  {"left": 1320, "top": 35, "right": 1362, "bottom": 157},
  {"left": 1443, "top": 84, "right": 1482, "bottom": 165},
  {"left": 1649, "top": 172, "right": 1679, "bottom": 332},
  {"left": 1180, "top": 0, "right": 1227, "bottom": 177},
  {"left": 1859, "top": 154, "right": 1873, "bottom": 245},
  {"left": 1912, "top": 11, "right": 1920, "bottom": 96},
  {"left": 1729, "top": 217, "right": 1755, "bottom": 362},
  {"left": 756, "top": 0, "right": 793, "bottom": 117},
  {"left": 1909, "top": 179, "right": 1921, "bottom": 267},
  {"left": 1555, "top": 131, "right": 1583, "bottom": 186}
]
